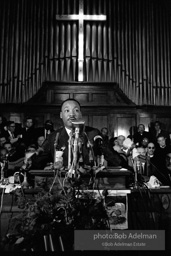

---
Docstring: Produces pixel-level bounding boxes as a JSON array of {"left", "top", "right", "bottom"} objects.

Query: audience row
[{"left": 0, "top": 113, "right": 171, "bottom": 186}]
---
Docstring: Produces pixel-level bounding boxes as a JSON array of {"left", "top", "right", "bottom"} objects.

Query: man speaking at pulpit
[{"left": 30, "top": 98, "right": 128, "bottom": 171}]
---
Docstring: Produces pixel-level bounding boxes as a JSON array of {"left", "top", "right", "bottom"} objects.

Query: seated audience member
[
  {"left": 129, "top": 124, "right": 150, "bottom": 146},
  {"left": 0, "top": 147, "right": 7, "bottom": 162},
  {"left": 152, "top": 152, "right": 171, "bottom": 186},
  {"left": 155, "top": 135, "right": 171, "bottom": 170},
  {"left": 165, "top": 152, "right": 171, "bottom": 177},
  {"left": 0, "top": 136, "right": 7, "bottom": 148},
  {"left": 109, "top": 137, "right": 119, "bottom": 150},
  {"left": 3, "top": 121, "right": 22, "bottom": 146},
  {"left": 113, "top": 135, "right": 132, "bottom": 157},
  {"left": 146, "top": 142, "right": 156, "bottom": 159},
  {"left": 150, "top": 121, "right": 170, "bottom": 146},
  {"left": 100, "top": 127, "right": 109, "bottom": 146},
  {"left": 21, "top": 116, "right": 37, "bottom": 147},
  {"left": 117, "top": 135, "right": 125, "bottom": 149},
  {"left": 31, "top": 99, "right": 127, "bottom": 170},
  {"left": 138, "top": 142, "right": 171, "bottom": 186},
  {"left": 4, "top": 142, "right": 13, "bottom": 155},
  {"left": 0, "top": 114, "right": 7, "bottom": 135},
  {"left": 140, "top": 137, "right": 149, "bottom": 152},
  {"left": 36, "top": 136, "right": 45, "bottom": 150},
  {"left": 121, "top": 138, "right": 135, "bottom": 169},
  {"left": 144, "top": 142, "right": 159, "bottom": 176},
  {"left": 112, "top": 135, "right": 128, "bottom": 162},
  {"left": 3, "top": 141, "right": 25, "bottom": 162},
  {"left": 36, "top": 120, "right": 55, "bottom": 140}
]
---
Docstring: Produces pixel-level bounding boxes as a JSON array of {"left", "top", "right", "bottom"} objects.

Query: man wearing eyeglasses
[
  {"left": 155, "top": 136, "right": 171, "bottom": 170},
  {"left": 4, "top": 121, "right": 22, "bottom": 146},
  {"left": 145, "top": 142, "right": 158, "bottom": 176},
  {"left": 147, "top": 143, "right": 156, "bottom": 158},
  {"left": 146, "top": 142, "right": 171, "bottom": 185}
]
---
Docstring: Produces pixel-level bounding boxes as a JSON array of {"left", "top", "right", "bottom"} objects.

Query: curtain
[{"left": 0, "top": 0, "right": 171, "bottom": 105}]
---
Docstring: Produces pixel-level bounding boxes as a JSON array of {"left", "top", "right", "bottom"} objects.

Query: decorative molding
[{"left": 25, "top": 82, "right": 136, "bottom": 107}]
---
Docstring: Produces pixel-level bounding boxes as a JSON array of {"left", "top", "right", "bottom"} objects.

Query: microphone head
[
  {"left": 71, "top": 120, "right": 85, "bottom": 134},
  {"left": 94, "top": 135, "right": 103, "bottom": 142}
]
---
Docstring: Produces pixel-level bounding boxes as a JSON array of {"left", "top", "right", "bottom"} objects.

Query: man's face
[
  {"left": 4, "top": 143, "right": 12, "bottom": 152},
  {"left": 147, "top": 143, "right": 155, "bottom": 156},
  {"left": 166, "top": 153, "right": 171, "bottom": 171},
  {"left": 26, "top": 119, "right": 33, "bottom": 128},
  {"left": 157, "top": 136, "right": 166, "bottom": 147},
  {"left": 60, "top": 100, "right": 82, "bottom": 129},
  {"left": 0, "top": 137, "right": 6, "bottom": 146},
  {"left": 101, "top": 128, "right": 108, "bottom": 137},
  {"left": 8, "top": 123, "right": 15, "bottom": 132},
  {"left": 142, "top": 137, "right": 149, "bottom": 147},
  {"left": 138, "top": 125, "right": 145, "bottom": 133},
  {"left": 154, "top": 123, "right": 160, "bottom": 131},
  {"left": 0, "top": 148, "right": 7, "bottom": 158},
  {"left": 137, "top": 147, "right": 146, "bottom": 156},
  {"left": 37, "top": 136, "right": 45, "bottom": 146},
  {"left": 117, "top": 135, "right": 125, "bottom": 147}
]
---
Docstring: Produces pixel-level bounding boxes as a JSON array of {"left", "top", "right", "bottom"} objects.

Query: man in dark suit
[
  {"left": 151, "top": 121, "right": 170, "bottom": 146},
  {"left": 130, "top": 124, "right": 150, "bottom": 146},
  {"left": 145, "top": 142, "right": 171, "bottom": 185},
  {"left": 31, "top": 98, "right": 126, "bottom": 169},
  {"left": 36, "top": 120, "right": 55, "bottom": 140},
  {"left": 21, "top": 116, "right": 37, "bottom": 147},
  {"left": 3, "top": 121, "right": 23, "bottom": 147}
]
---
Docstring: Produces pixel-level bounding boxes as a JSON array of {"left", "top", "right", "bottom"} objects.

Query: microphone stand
[
  {"left": 132, "top": 158, "right": 139, "bottom": 189},
  {"left": 68, "top": 127, "right": 79, "bottom": 178},
  {"left": 68, "top": 131, "right": 72, "bottom": 170},
  {"left": 0, "top": 161, "right": 5, "bottom": 184},
  {"left": 72, "top": 127, "right": 79, "bottom": 174}
]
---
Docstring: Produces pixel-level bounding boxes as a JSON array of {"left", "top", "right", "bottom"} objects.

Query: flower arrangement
[{"left": 1, "top": 172, "right": 110, "bottom": 252}]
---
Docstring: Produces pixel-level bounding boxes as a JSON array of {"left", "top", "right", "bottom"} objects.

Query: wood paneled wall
[{"left": 1, "top": 82, "right": 171, "bottom": 138}]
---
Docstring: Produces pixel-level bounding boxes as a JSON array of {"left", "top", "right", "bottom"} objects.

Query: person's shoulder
[
  {"left": 48, "top": 127, "right": 64, "bottom": 137},
  {"left": 56, "top": 126, "right": 64, "bottom": 132},
  {"left": 85, "top": 126, "right": 100, "bottom": 140},
  {"left": 85, "top": 126, "right": 100, "bottom": 133}
]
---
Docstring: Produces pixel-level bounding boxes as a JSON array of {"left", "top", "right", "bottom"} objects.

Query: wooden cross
[{"left": 56, "top": 0, "right": 106, "bottom": 81}]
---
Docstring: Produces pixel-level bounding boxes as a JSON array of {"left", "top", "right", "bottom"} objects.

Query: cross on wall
[{"left": 56, "top": 0, "right": 107, "bottom": 81}]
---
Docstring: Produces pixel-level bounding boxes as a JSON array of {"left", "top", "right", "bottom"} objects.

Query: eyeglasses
[{"left": 148, "top": 147, "right": 155, "bottom": 149}]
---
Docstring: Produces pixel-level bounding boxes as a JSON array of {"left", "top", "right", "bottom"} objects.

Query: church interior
[{"left": 0, "top": 0, "right": 171, "bottom": 253}]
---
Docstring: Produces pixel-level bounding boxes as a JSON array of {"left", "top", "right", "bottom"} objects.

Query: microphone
[
  {"left": 72, "top": 120, "right": 85, "bottom": 166},
  {"left": 93, "top": 135, "right": 103, "bottom": 157},
  {"left": 71, "top": 120, "right": 85, "bottom": 135},
  {"left": 67, "top": 120, "right": 85, "bottom": 177},
  {"left": 72, "top": 121, "right": 85, "bottom": 159}
]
